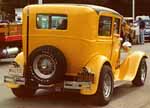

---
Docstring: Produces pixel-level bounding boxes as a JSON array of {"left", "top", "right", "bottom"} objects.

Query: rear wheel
[
  {"left": 132, "top": 58, "right": 147, "bottom": 86},
  {"left": 92, "top": 65, "right": 114, "bottom": 106},
  {"left": 11, "top": 85, "right": 37, "bottom": 98}
]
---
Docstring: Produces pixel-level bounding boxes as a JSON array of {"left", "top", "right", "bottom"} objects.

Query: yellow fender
[
  {"left": 119, "top": 51, "right": 147, "bottom": 81},
  {"left": 15, "top": 52, "right": 24, "bottom": 66},
  {"left": 80, "top": 55, "right": 112, "bottom": 95},
  {"left": 5, "top": 52, "right": 24, "bottom": 89}
]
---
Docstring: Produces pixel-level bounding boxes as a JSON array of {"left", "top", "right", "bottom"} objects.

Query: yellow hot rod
[{"left": 4, "top": 4, "right": 147, "bottom": 105}]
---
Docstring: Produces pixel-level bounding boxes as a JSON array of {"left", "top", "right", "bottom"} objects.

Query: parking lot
[{"left": 0, "top": 43, "right": 150, "bottom": 108}]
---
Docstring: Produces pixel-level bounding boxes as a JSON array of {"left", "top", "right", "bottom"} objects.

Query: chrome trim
[
  {"left": 4, "top": 75, "right": 25, "bottom": 85},
  {"left": 33, "top": 54, "right": 56, "bottom": 79},
  {"left": 141, "top": 61, "right": 146, "bottom": 82},
  {"left": 64, "top": 81, "right": 92, "bottom": 90},
  {"left": 103, "top": 73, "right": 112, "bottom": 98}
]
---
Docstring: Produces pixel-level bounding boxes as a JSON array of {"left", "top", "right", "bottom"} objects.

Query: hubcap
[
  {"left": 141, "top": 62, "right": 146, "bottom": 82},
  {"left": 103, "top": 73, "right": 112, "bottom": 98},
  {"left": 33, "top": 54, "right": 56, "bottom": 79}
]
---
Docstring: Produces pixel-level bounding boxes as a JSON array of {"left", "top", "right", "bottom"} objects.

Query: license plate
[{"left": 9, "top": 67, "right": 23, "bottom": 76}]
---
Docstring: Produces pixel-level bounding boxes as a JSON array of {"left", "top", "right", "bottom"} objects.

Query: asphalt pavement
[{"left": 0, "top": 43, "right": 150, "bottom": 108}]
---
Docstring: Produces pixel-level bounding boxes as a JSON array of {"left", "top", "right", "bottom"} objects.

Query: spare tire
[{"left": 28, "top": 45, "right": 67, "bottom": 85}]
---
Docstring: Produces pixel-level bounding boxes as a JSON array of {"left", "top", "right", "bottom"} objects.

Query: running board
[{"left": 114, "top": 80, "right": 131, "bottom": 88}]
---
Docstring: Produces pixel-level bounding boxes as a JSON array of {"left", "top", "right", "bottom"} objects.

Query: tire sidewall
[
  {"left": 139, "top": 58, "right": 147, "bottom": 84},
  {"left": 133, "top": 58, "right": 147, "bottom": 86},
  {"left": 100, "top": 65, "right": 114, "bottom": 102},
  {"left": 94, "top": 65, "right": 114, "bottom": 105}
]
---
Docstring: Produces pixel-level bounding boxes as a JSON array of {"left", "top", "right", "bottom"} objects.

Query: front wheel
[
  {"left": 132, "top": 58, "right": 147, "bottom": 86},
  {"left": 92, "top": 65, "right": 114, "bottom": 106},
  {"left": 11, "top": 85, "right": 37, "bottom": 98}
]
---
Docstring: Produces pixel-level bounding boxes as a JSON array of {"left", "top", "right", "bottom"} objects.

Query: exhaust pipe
[{"left": 2, "top": 47, "right": 19, "bottom": 57}]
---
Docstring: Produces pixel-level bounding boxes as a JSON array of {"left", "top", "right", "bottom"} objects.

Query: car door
[
  {"left": 110, "top": 16, "right": 122, "bottom": 74},
  {"left": 96, "top": 13, "right": 113, "bottom": 60}
]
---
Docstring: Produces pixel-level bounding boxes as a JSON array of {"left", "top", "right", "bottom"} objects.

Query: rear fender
[
  {"left": 119, "top": 51, "right": 147, "bottom": 81},
  {"left": 80, "top": 55, "right": 112, "bottom": 95},
  {"left": 14, "top": 52, "right": 24, "bottom": 66}
]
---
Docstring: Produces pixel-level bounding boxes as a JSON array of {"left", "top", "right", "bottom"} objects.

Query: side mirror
[{"left": 122, "top": 41, "right": 132, "bottom": 52}]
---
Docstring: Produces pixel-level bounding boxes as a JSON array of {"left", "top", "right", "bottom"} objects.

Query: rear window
[{"left": 37, "top": 14, "right": 67, "bottom": 30}]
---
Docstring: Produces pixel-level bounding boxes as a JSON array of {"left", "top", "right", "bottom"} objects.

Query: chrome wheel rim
[
  {"left": 141, "top": 62, "right": 146, "bottom": 82},
  {"left": 103, "top": 73, "right": 112, "bottom": 98},
  {"left": 33, "top": 54, "right": 56, "bottom": 79}
]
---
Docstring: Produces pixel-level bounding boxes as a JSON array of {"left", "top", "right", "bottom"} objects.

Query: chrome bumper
[
  {"left": 4, "top": 76, "right": 92, "bottom": 90},
  {"left": 4, "top": 66, "right": 25, "bottom": 85},
  {"left": 4, "top": 75, "right": 25, "bottom": 85},
  {"left": 64, "top": 81, "right": 92, "bottom": 90},
  {"left": 4, "top": 65, "right": 93, "bottom": 90}
]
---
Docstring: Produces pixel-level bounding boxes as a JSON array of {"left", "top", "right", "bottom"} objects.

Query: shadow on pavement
[
  {"left": 112, "top": 84, "right": 141, "bottom": 101},
  {"left": 2, "top": 83, "right": 142, "bottom": 108}
]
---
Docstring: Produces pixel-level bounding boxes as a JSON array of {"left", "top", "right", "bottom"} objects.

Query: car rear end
[{"left": 4, "top": 4, "right": 98, "bottom": 92}]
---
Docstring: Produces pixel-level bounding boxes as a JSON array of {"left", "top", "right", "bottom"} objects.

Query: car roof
[
  {"left": 84, "top": 4, "right": 121, "bottom": 15},
  {"left": 28, "top": 4, "right": 121, "bottom": 16}
]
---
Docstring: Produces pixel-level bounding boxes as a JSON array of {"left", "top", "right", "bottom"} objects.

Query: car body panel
[
  {"left": 119, "top": 51, "right": 147, "bottom": 81},
  {"left": 5, "top": 83, "right": 20, "bottom": 88},
  {"left": 80, "top": 55, "right": 111, "bottom": 95}
]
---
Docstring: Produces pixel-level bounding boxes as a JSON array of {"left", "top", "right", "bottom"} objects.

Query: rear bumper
[
  {"left": 4, "top": 66, "right": 94, "bottom": 90},
  {"left": 4, "top": 75, "right": 25, "bottom": 85},
  {"left": 4, "top": 65, "right": 25, "bottom": 88},
  {"left": 4, "top": 75, "right": 92, "bottom": 90},
  {"left": 64, "top": 81, "right": 91, "bottom": 90}
]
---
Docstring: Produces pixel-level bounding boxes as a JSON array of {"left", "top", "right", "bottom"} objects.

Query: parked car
[
  {"left": 4, "top": 4, "right": 147, "bottom": 106},
  {"left": 143, "top": 20, "right": 150, "bottom": 40},
  {"left": 136, "top": 15, "right": 150, "bottom": 21},
  {"left": 132, "top": 19, "right": 150, "bottom": 41},
  {"left": 134, "top": 16, "right": 150, "bottom": 40}
]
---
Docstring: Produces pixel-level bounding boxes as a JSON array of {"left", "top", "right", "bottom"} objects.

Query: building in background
[
  {"left": 0, "top": 0, "right": 26, "bottom": 22},
  {"left": 0, "top": 0, "right": 150, "bottom": 22}
]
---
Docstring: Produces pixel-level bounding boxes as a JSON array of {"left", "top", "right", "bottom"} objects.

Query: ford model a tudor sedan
[{"left": 4, "top": 4, "right": 147, "bottom": 105}]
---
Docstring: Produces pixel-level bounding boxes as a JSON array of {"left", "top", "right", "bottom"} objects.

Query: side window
[
  {"left": 114, "top": 18, "right": 120, "bottom": 34},
  {"left": 99, "top": 16, "right": 112, "bottom": 36},
  {"left": 37, "top": 15, "right": 50, "bottom": 29},
  {"left": 37, "top": 14, "right": 67, "bottom": 30}
]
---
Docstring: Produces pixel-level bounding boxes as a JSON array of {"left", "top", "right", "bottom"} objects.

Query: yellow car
[{"left": 4, "top": 4, "right": 147, "bottom": 105}]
